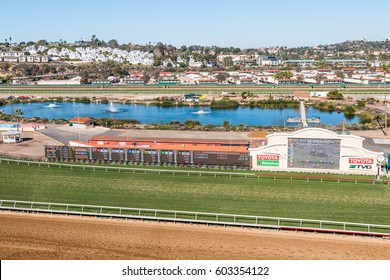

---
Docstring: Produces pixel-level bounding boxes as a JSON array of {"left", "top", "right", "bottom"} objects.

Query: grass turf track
[{"left": 1, "top": 161, "right": 390, "bottom": 225}]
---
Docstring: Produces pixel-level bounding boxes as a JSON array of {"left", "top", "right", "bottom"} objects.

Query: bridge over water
[{"left": 286, "top": 101, "right": 320, "bottom": 127}]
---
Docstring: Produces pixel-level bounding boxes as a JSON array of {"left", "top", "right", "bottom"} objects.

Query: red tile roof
[
  {"left": 69, "top": 117, "right": 91, "bottom": 124},
  {"left": 71, "top": 140, "right": 249, "bottom": 153},
  {"left": 89, "top": 136, "right": 248, "bottom": 145}
]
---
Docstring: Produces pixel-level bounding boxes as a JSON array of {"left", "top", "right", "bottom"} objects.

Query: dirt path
[{"left": 1, "top": 212, "right": 390, "bottom": 260}]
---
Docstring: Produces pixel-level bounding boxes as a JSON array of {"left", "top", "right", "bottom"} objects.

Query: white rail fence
[
  {"left": 0, "top": 158, "right": 381, "bottom": 184},
  {"left": 1, "top": 199, "right": 390, "bottom": 236},
  {"left": 0, "top": 158, "right": 255, "bottom": 178}
]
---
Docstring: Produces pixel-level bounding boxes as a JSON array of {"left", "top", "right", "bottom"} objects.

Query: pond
[{"left": 1, "top": 102, "right": 359, "bottom": 126}]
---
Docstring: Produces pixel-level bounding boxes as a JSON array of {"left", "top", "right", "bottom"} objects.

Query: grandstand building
[{"left": 45, "top": 128, "right": 384, "bottom": 175}]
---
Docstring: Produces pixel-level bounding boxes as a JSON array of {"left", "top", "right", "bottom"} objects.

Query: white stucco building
[
  {"left": 249, "top": 128, "right": 383, "bottom": 175},
  {"left": 1, "top": 131, "right": 22, "bottom": 144}
]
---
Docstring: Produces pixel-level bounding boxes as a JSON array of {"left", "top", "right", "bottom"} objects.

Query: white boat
[
  {"left": 45, "top": 103, "right": 60, "bottom": 108},
  {"left": 192, "top": 109, "right": 210, "bottom": 114}
]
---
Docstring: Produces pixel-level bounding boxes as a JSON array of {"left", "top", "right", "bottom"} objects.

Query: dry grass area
[{"left": 1, "top": 212, "right": 390, "bottom": 260}]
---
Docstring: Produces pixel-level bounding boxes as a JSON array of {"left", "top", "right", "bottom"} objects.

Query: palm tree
[
  {"left": 382, "top": 64, "right": 389, "bottom": 77},
  {"left": 315, "top": 74, "right": 325, "bottom": 84},
  {"left": 374, "top": 115, "right": 387, "bottom": 135},
  {"left": 14, "top": 109, "right": 23, "bottom": 131}
]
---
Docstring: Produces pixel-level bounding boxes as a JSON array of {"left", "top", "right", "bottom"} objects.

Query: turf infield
[{"left": 1, "top": 161, "right": 390, "bottom": 225}]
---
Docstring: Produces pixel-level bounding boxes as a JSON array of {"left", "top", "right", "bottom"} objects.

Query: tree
[
  {"left": 216, "top": 73, "right": 229, "bottom": 82},
  {"left": 334, "top": 70, "right": 345, "bottom": 79},
  {"left": 315, "top": 73, "right": 325, "bottom": 84},
  {"left": 91, "top": 35, "right": 101, "bottom": 47},
  {"left": 37, "top": 39, "right": 47, "bottom": 45},
  {"left": 80, "top": 70, "right": 89, "bottom": 84},
  {"left": 143, "top": 73, "right": 151, "bottom": 84},
  {"left": 223, "top": 120, "right": 230, "bottom": 129},
  {"left": 232, "top": 48, "right": 241, "bottom": 54},
  {"left": 359, "top": 111, "right": 373, "bottom": 124},
  {"left": 344, "top": 105, "right": 356, "bottom": 115},
  {"left": 296, "top": 74, "right": 304, "bottom": 83},
  {"left": 13, "top": 109, "right": 23, "bottom": 131},
  {"left": 382, "top": 64, "right": 389, "bottom": 81},
  {"left": 327, "top": 90, "right": 344, "bottom": 100},
  {"left": 275, "top": 71, "right": 293, "bottom": 80},
  {"left": 223, "top": 57, "right": 233, "bottom": 67},
  {"left": 0, "top": 62, "right": 11, "bottom": 71},
  {"left": 107, "top": 39, "right": 119, "bottom": 49}
]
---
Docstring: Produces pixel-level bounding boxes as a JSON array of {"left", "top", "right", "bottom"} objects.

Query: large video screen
[{"left": 288, "top": 138, "right": 340, "bottom": 170}]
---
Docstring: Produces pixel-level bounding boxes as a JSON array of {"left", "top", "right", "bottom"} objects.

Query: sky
[{"left": 2, "top": 0, "right": 390, "bottom": 48}]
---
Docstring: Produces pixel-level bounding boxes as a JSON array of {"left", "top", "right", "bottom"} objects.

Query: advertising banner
[
  {"left": 257, "top": 155, "right": 280, "bottom": 166},
  {"left": 348, "top": 158, "right": 374, "bottom": 170}
]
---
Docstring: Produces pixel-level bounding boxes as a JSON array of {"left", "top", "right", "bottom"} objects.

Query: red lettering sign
[
  {"left": 257, "top": 154, "right": 280, "bottom": 160},
  {"left": 348, "top": 158, "right": 374, "bottom": 164}
]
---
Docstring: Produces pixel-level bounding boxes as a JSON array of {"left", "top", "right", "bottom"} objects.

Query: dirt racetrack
[{"left": 1, "top": 212, "right": 390, "bottom": 260}]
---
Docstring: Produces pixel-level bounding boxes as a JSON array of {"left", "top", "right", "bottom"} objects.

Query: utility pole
[{"left": 76, "top": 107, "right": 80, "bottom": 141}]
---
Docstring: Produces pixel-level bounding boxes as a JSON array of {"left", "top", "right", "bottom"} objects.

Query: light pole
[
  {"left": 383, "top": 64, "right": 389, "bottom": 133},
  {"left": 229, "top": 118, "right": 232, "bottom": 151},
  {"left": 75, "top": 107, "right": 80, "bottom": 141},
  {"left": 385, "top": 76, "right": 388, "bottom": 132},
  {"left": 385, "top": 89, "right": 387, "bottom": 132}
]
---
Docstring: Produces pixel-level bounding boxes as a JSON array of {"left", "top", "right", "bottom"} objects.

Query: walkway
[{"left": 300, "top": 101, "right": 308, "bottom": 127}]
